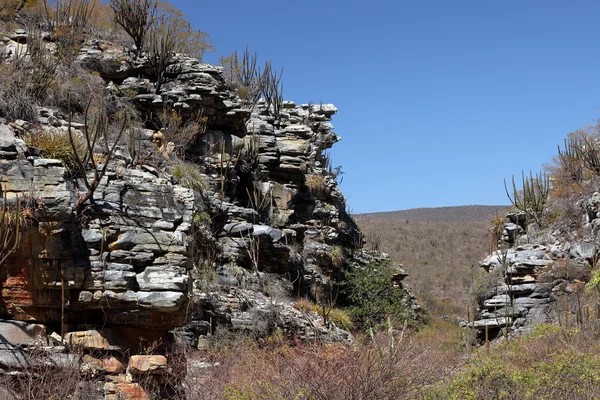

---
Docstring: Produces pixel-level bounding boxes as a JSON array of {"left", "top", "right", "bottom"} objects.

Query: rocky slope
[{"left": 0, "top": 30, "right": 418, "bottom": 398}]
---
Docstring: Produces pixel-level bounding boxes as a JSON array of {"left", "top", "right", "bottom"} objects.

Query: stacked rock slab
[{"left": 471, "top": 207, "right": 596, "bottom": 340}]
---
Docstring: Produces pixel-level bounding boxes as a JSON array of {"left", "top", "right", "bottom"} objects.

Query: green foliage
[
  {"left": 193, "top": 211, "right": 211, "bottom": 228},
  {"left": 586, "top": 268, "right": 600, "bottom": 294},
  {"left": 343, "top": 260, "right": 414, "bottom": 331},
  {"left": 430, "top": 324, "right": 600, "bottom": 399}
]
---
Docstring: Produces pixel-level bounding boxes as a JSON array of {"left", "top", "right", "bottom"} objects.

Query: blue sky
[{"left": 170, "top": 0, "right": 600, "bottom": 213}]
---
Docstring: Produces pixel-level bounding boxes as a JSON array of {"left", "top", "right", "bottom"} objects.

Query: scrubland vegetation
[{"left": 4, "top": 0, "right": 600, "bottom": 399}]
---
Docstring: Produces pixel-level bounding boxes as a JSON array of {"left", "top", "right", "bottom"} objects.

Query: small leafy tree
[
  {"left": 343, "top": 260, "right": 414, "bottom": 332},
  {"left": 156, "top": 1, "right": 213, "bottom": 60}
]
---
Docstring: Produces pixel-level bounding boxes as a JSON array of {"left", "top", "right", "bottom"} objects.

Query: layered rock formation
[
  {"left": 0, "top": 33, "right": 417, "bottom": 398},
  {"left": 471, "top": 206, "right": 596, "bottom": 339}
]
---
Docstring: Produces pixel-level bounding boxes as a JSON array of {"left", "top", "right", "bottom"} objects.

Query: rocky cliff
[
  {"left": 471, "top": 198, "right": 599, "bottom": 340},
  {"left": 0, "top": 31, "right": 417, "bottom": 398}
]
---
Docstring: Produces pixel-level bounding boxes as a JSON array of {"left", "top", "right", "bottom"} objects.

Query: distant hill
[
  {"left": 356, "top": 205, "right": 510, "bottom": 223},
  {"left": 354, "top": 205, "right": 511, "bottom": 318}
]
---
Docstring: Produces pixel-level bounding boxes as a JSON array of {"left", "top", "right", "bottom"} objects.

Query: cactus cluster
[{"left": 504, "top": 171, "right": 550, "bottom": 225}]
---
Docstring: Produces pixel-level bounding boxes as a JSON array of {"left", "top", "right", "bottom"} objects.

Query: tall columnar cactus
[
  {"left": 0, "top": 190, "right": 21, "bottom": 266},
  {"left": 557, "top": 137, "right": 584, "bottom": 182},
  {"left": 578, "top": 135, "right": 600, "bottom": 176},
  {"left": 504, "top": 170, "right": 550, "bottom": 225}
]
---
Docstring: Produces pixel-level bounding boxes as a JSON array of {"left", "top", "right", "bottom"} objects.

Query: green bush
[{"left": 343, "top": 260, "right": 415, "bottom": 332}]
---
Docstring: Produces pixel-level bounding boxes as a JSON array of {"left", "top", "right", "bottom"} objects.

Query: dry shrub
[
  {"left": 0, "top": 348, "right": 101, "bottom": 400},
  {"left": 305, "top": 173, "right": 328, "bottom": 198},
  {"left": 0, "top": 27, "right": 55, "bottom": 121},
  {"left": 22, "top": 126, "right": 86, "bottom": 176},
  {"left": 0, "top": 70, "right": 37, "bottom": 122},
  {"left": 190, "top": 331, "right": 451, "bottom": 400},
  {"left": 170, "top": 160, "right": 205, "bottom": 192},
  {"left": 433, "top": 322, "right": 600, "bottom": 399},
  {"left": 538, "top": 259, "right": 591, "bottom": 283},
  {"left": 157, "top": 109, "right": 208, "bottom": 159},
  {"left": 155, "top": 1, "right": 214, "bottom": 60},
  {"left": 0, "top": 0, "right": 25, "bottom": 20},
  {"left": 46, "top": 66, "right": 105, "bottom": 114},
  {"left": 293, "top": 297, "right": 316, "bottom": 313}
]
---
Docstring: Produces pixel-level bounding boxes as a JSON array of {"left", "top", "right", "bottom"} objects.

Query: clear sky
[{"left": 170, "top": 0, "right": 600, "bottom": 213}]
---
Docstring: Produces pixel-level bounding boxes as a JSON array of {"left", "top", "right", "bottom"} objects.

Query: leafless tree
[
  {"left": 67, "top": 95, "right": 128, "bottom": 215},
  {"left": 110, "top": 0, "right": 157, "bottom": 55},
  {"left": 147, "top": 14, "right": 177, "bottom": 93}
]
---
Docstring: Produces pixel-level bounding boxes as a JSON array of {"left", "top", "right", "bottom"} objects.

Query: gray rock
[
  {"left": 570, "top": 242, "right": 596, "bottom": 260},
  {"left": 470, "top": 317, "right": 511, "bottom": 329},
  {"left": 252, "top": 225, "right": 282, "bottom": 242},
  {"left": 0, "top": 321, "right": 46, "bottom": 345},
  {"left": 136, "top": 267, "right": 188, "bottom": 291},
  {"left": 223, "top": 222, "right": 253, "bottom": 236},
  {"left": 276, "top": 138, "right": 310, "bottom": 155},
  {"left": 137, "top": 291, "right": 186, "bottom": 312}
]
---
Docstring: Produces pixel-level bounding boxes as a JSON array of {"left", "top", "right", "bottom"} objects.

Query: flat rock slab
[
  {"left": 0, "top": 320, "right": 46, "bottom": 345},
  {"left": 65, "top": 329, "right": 120, "bottom": 351},
  {"left": 128, "top": 355, "right": 168, "bottom": 374}
]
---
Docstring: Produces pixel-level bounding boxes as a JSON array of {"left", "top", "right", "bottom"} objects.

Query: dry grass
[
  {"left": 305, "top": 174, "right": 328, "bottom": 199},
  {"left": 22, "top": 127, "right": 87, "bottom": 176},
  {"left": 170, "top": 160, "right": 206, "bottom": 192}
]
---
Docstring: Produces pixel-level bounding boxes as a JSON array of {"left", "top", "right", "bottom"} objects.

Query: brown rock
[
  {"left": 128, "top": 355, "right": 168, "bottom": 374},
  {"left": 104, "top": 375, "right": 149, "bottom": 400},
  {"left": 82, "top": 354, "right": 125, "bottom": 375},
  {"left": 65, "top": 329, "right": 120, "bottom": 351}
]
